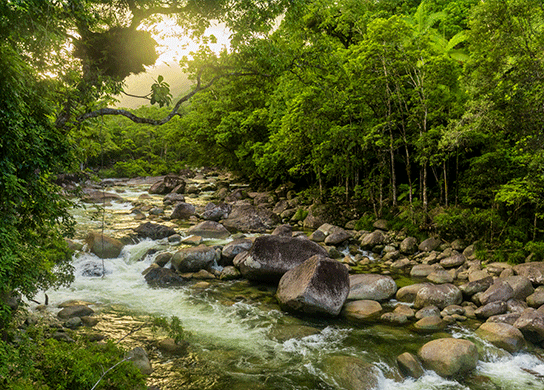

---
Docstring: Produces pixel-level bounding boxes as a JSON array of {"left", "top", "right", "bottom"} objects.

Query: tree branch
[{"left": 77, "top": 69, "right": 265, "bottom": 126}]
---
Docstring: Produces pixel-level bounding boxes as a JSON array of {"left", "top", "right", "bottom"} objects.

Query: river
[{"left": 39, "top": 178, "right": 544, "bottom": 390}]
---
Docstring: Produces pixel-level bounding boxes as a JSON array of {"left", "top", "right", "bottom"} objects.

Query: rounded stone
[{"left": 418, "top": 338, "right": 478, "bottom": 377}]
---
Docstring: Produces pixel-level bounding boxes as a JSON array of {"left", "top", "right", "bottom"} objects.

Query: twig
[
  {"left": 90, "top": 356, "right": 132, "bottom": 390},
  {"left": 116, "top": 323, "right": 147, "bottom": 344}
]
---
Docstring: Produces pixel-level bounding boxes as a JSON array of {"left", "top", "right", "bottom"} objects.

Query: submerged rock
[
  {"left": 322, "top": 355, "right": 380, "bottom": 390},
  {"left": 276, "top": 255, "right": 349, "bottom": 316},
  {"left": 144, "top": 267, "right": 187, "bottom": 287}
]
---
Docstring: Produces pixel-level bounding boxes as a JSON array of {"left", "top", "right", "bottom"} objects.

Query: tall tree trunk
[{"left": 443, "top": 160, "right": 448, "bottom": 207}]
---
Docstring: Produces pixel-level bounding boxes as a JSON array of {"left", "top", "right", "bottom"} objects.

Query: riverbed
[{"left": 39, "top": 178, "right": 544, "bottom": 390}]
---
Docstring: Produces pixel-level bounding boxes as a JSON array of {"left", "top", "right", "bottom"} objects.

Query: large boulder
[
  {"left": 514, "top": 262, "right": 544, "bottom": 285},
  {"left": 322, "top": 356, "right": 380, "bottom": 390},
  {"left": 347, "top": 274, "right": 397, "bottom": 301},
  {"left": 171, "top": 245, "right": 220, "bottom": 273},
  {"left": 459, "top": 277, "right": 494, "bottom": 298},
  {"left": 396, "top": 283, "right": 431, "bottom": 303},
  {"left": 81, "top": 190, "right": 123, "bottom": 204},
  {"left": 134, "top": 222, "right": 176, "bottom": 240},
  {"left": 418, "top": 237, "right": 442, "bottom": 252},
  {"left": 57, "top": 304, "right": 94, "bottom": 319},
  {"left": 85, "top": 232, "right": 123, "bottom": 259},
  {"left": 414, "top": 283, "right": 462, "bottom": 309},
  {"left": 418, "top": 338, "right": 478, "bottom": 377},
  {"left": 187, "top": 221, "right": 230, "bottom": 239},
  {"left": 235, "top": 235, "right": 328, "bottom": 282},
  {"left": 476, "top": 322, "right": 525, "bottom": 353},
  {"left": 479, "top": 280, "right": 515, "bottom": 306},
  {"left": 400, "top": 237, "right": 418, "bottom": 255},
  {"left": 170, "top": 202, "right": 196, "bottom": 220},
  {"left": 302, "top": 204, "right": 331, "bottom": 230},
  {"left": 222, "top": 204, "right": 279, "bottom": 233},
  {"left": 276, "top": 255, "right": 349, "bottom": 316},
  {"left": 502, "top": 275, "right": 534, "bottom": 300},
  {"left": 513, "top": 308, "right": 544, "bottom": 344}
]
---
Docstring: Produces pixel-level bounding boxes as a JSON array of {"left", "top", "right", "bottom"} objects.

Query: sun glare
[{"left": 145, "top": 17, "right": 231, "bottom": 65}]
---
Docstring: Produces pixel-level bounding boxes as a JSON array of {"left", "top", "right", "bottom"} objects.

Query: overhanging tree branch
[{"left": 76, "top": 68, "right": 267, "bottom": 126}]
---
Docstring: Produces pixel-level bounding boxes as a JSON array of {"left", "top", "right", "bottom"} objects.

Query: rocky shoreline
[{"left": 57, "top": 171, "right": 544, "bottom": 385}]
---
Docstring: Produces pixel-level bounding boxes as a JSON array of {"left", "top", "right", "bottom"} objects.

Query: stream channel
[{"left": 37, "top": 176, "right": 544, "bottom": 390}]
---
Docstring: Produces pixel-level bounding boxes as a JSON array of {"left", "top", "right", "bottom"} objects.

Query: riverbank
[{"left": 25, "top": 170, "right": 544, "bottom": 389}]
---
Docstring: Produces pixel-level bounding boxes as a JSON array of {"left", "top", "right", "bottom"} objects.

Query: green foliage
[
  {"left": 150, "top": 75, "right": 173, "bottom": 107},
  {"left": 0, "top": 328, "right": 146, "bottom": 390},
  {"left": 151, "top": 315, "right": 186, "bottom": 344}
]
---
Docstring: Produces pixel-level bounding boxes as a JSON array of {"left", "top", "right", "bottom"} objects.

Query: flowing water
[{"left": 39, "top": 180, "right": 544, "bottom": 390}]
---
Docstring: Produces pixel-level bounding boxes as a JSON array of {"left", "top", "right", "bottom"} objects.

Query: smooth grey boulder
[
  {"left": 222, "top": 204, "right": 279, "bottom": 233},
  {"left": 527, "top": 288, "right": 544, "bottom": 308},
  {"left": 476, "top": 322, "right": 525, "bottom": 353},
  {"left": 149, "top": 175, "right": 184, "bottom": 195},
  {"left": 85, "top": 232, "right": 123, "bottom": 259},
  {"left": 479, "top": 281, "right": 515, "bottom": 306},
  {"left": 502, "top": 275, "right": 534, "bottom": 300},
  {"left": 414, "top": 283, "right": 462, "bottom": 310},
  {"left": 418, "top": 237, "right": 442, "bottom": 252},
  {"left": 128, "top": 347, "right": 153, "bottom": 375},
  {"left": 459, "top": 277, "right": 494, "bottom": 298},
  {"left": 201, "top": 202, "right": 231, "bottom": 221},
  {"left": 418, "top": 338, "right": 478, "bottom": 377},
  {"left": 171, "top": 245, "right": 220, "bottom": 273},
  {"left": 276, "top": 255, "right": 349, "bottom": 316},
  {"left": 170, "top": 202, "right": 196, "bottom": 220},
  {"left": 347, "top": 274, "right": 397, "bottom": 302},
  {"left": 396, "top": 283, "right": 431, "bottom": 303},
  {"left": 187, "top": 221, "right": 230, "bottom": 239},
  {"left": 474, "top": 301, "right": 507, "bottom": 319},
  {"left": 440, "top": 253, "right": 466, "bottom": 269},
  {"left": 235, "top": 235, "right": 328, "bottom": 282},
  {"left": 342, "top": 300, "right": 383, "bottom": 322}
]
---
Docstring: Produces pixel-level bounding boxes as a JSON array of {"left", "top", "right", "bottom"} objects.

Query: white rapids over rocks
[{"left": 34, "top": 182, "right": 544, "bottom": 390}]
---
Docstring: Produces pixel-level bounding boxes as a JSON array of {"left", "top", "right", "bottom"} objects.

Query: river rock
[
  {"left": 414, "top": 284, "right": 462, "bottom": 309},
  {"left": 513, "top": 308, "right": 544, "bottom": 343},
  {"left": 440, "top": 253, "right": 466, "bottom": 269},
  {"left": 144, "top": 267, "right": 187, "bottom": 287},
  {"left": 171, "top": 245, "right": 220, "bottom": 273},
  {"left": 396, "top": 283, "right": 431, "bottom": 303},
  {"left": 474, "top": 301, "right": 507, "bottom": 319},
  {"left": 158, "top": 338, "right": 189, "bottom": 356},
  {"left": 487, "top": 312, "right": 522, "bottom": 326},
  {"left": 322, "top": 356, "right": 380, "bottom": 390},
  {"left": 513, "top": 262, "right": 544, "bottom": 285},
  {"left": 527, "top": 288, "right": 544, "bottom": 308},
  {"left": 276, "top": 255, "right": 349, "bottom": 316},
  {"left": 272, "top": 224, "right": 292, "bottom": 237},
  {"left": 149, "top": 175, "right": 185, "bottom": 195},
  {"left": 360, "top": 230, "right": 386, "bottom": 250},
  {"left": 427, "top": 270, "right": 454, "bottom": 284},
  {"left": 347, "top": 274, "right": 397, "bottom": 301},
  {"left": 476, "top": 322, "right": 525, "bottom": 353},
  {"left": 418, "top": 237, "right": 442, "bottom": 252},
  {"left": 222, "top": 204, "right": 279, "bottom": 233},
  {"left": 418, "top": 338, "right": 478, "bottom": 377},
  {"left": 220, "top": 266, "right": 241, "bottom": 280},
  {"left": 235, "top": 235, "right": 328, "bottom": 282},
  {"left": 128, "top": 347, "right": 153, "bottom": 375},
  {"left": 170, "top": 202, "right": 196, "bottom": 220},
  {"left": 459, "top": 277, "right": 494, "bottom": 298},
  {"left": 134, "top": 222, "right": 176, "bottom": 240},
  {"left": 163, "top": 192, "right": 185, "bottom": 205},
  {"left": 342, "top": 300, "right": 383, "bottom": 322},
  {"left": 502, "top": 275, "right": 534, "bottom": 300},
  {"left": 201, "top": 202, "right": 231, "bottom": 221},
  {"left": 400, "top": 237, "right": 418, "bottom": 255},
  {"left": 397, "top": 352, "right": 424, "bottom": 379},
  {"left": 410, "top": 264, "right": 438, "bottom": 278},
  {"left": 81, "top": 190, "right": 123, "bottom": 203},
  {"left": 57, "top": 304, "right": 94, "bottom": 319},
  {"left": 85, "top": 232, "right": 124, "bottom": 259},
  {"left": 302, "top": 204, "right": 331, "bottom": 230},
  {"left": 154, "top": 252, "right": 173, "bottom": 267},
  {"left": 414, "top": 316, "right": 446, "bottom": 331},
  {"left": 187, "top": 221, "right": 230, "bottom": 239},
  {"left": 479, "top": 280, "right": 515, "bottom": 306},
  {"left": 220, "top": 239, "right": 253, "bottom": 266}
]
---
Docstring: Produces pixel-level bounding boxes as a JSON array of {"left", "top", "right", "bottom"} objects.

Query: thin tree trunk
[{"left": 443, "top": 160, "right": 448, "bottom": 207}]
